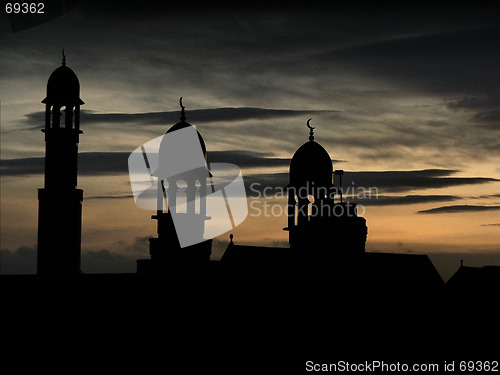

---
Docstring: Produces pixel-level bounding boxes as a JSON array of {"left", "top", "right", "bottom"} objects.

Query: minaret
[
  {"left": 137, "top": 98, "right": 212, "bottom": 273},
  {"left": 37, "top": 51, "right": 84, "bottom": 274},
  {"left": 284, "top": 120, "right": 367, "bottom": 257}
]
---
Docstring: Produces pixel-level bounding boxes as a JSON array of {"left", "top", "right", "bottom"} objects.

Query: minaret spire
[{"left": 307, "top": 118, "right": 315, "bottom": 141}]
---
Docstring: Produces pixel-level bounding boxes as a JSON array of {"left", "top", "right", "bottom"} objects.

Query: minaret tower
[
  {"left": 137, "top": 98, "right": 213, "bottom": 273},
  {"left": 37, "top": 51, "right": 84, "bottom": 274}
]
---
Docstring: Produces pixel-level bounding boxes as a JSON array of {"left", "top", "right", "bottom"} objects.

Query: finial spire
[
  {"left": 62, "top": 49, "right": 66, "bottom": 66},
  {"left": 306, "top": 118, "right": 315, "bottom": 141},
  {"left": 179, "top": 97, "right": 186, "bottom": 122}
]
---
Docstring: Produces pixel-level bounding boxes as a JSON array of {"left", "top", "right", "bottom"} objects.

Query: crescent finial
[
  {"left": 62, "top": 49, "right": 66, "bottom": 66},
  {"left": 179, "top": 97, "right": 185, "bottom": 110},
  {"left": 307, "top": 118, "right": 315, "bottom": 130}
]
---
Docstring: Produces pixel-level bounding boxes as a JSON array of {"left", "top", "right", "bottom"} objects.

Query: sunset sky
[{"left": 1, "top": 2, "right": 499, "bottom": 280}]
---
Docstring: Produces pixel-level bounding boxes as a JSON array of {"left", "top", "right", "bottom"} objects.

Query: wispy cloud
[
  {"left": 353, "top": 194, "right": 460, "bottom": 206},
  {"left": 418, "top": 205, "right": 500, "bottom": 214},
  {"left": 86, "top": 194, "right": 134, "bottom": 200},
  {"left": 20, "top": 108, "right": 339, "bottom": 128},
  {"left": 244, "top": 169, "right": 498, "bottom": 195},
  {"left": 4, "top": 153, "right": 497, "bottom": 197},
  {"left": 1, "top": 150, "right": 300, "bottom": 176}
]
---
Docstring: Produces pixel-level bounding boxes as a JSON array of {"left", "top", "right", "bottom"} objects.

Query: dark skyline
[{"left": 1, "top": 2, "right": 500, "bottom": 279}]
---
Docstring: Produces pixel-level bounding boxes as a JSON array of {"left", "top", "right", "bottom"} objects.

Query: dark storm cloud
[
  {"left": 315, "top": 27, "right": 500, "bottom": 95},
  {"left": 418, "top": 205, "right": 500, "bottom": 214},
  {"left": 447, "top": 96, "right": 500, "bottom": 131}
]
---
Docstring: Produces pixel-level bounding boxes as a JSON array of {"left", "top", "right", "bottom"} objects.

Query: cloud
[
  {"left": 316, "top": 27, "right": 500, "bottom": 96},
  {"left": 20, "top": 108, "right": 339, "bottom": 128},
  {"left": 0, "top": 152, "right": 130, "bottom": 176},
  {"left": 342, "top": 170, "right": 499, "bottom": 193},
  {"left": 481, "top": 223, "right": 500, "bottom": 227},
  {"left": 3, "top": 151, "right": 498, "bottom": 199},
  {"left": 244, "top": 169, "right": 499, "bottom": 196},
  {"left": 0, "top": 150, "right": 338, "bottom": 177},
  {"left": 447, "top": 95, "right": 500, "bottom": 131},
  {"left": 353, "top": 195, "right": 460, "bottom": 206},
  {"left": 81, "top": 249, "right": 137, "bottom": 273},
  {"left": 418, "top": 205, "right": 500, "bottom": 214},
  {"left": 86, "top": 194, "right": 134, "bottom": 200},
  {"left": 0, "top": 244, "right": 139, "bottom": 274},
  {"left": 473, "top": 110, "right": 500, "bottom": 130},
  {"left": 0, "top": 246, "right": 37, "bottom": 274},
  {"left": 209, "top": 151, "right": 289, "bottom": 168}
]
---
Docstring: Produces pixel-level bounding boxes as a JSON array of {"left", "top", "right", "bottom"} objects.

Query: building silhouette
[
  {"left": 219, "top": 122, "right": 442, "bottom": 289},
  {"left": 37, "top": 52, "right": 84, "bottom": 274}
]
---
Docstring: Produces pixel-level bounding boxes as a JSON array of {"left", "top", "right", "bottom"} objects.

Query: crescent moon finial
[
  {"left": 62, "top": 49, "right": 66, "bottom": 66},
  {"left": 307, "top": 118, "right": 315, "bottom": 141},
  {"left": 306, "top": 118, "right": 315, "bottom": 130},
  {"left": 180, "top": 97, "right": 185, "bottom": 110}
]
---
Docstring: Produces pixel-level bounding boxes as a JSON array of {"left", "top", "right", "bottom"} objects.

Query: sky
[{"left": 1, "top": 1, "right": 500, "bottom": 280}]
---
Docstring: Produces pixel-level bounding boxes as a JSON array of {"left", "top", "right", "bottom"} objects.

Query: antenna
[
  {"left": 335, "top": 170, "right": 344, "bottom": 203},
  {"left": 179, "top": 97, "right": 186, "bottom": 121}
]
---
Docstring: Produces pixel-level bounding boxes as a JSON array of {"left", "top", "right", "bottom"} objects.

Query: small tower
[
  {"left": 37, "top": 51, "right": 84, "bottom": 274},
  {"left": 283, "top": 120, "right": 367, "bottom": 258},
  {"left": 138, "top": 98, "right": 213, "bottom": 273}
]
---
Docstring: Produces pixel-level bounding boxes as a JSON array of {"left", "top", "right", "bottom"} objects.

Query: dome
[
  {"left": 151, "top": 99, "right": 209, "bottom": 180},
  {"left": 42, "top": 64, "right": 83, "bottom": 106},
  {"left": 166, "top": 120, "right": 207, "bottom": 157},
  {"left": 290, "top": 139, "right": 333, "bottom": 188}
]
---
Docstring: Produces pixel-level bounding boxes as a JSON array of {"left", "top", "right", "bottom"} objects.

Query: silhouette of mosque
[
  {"left": 129, "top": 97, "right": 441, "bottom": 289},
  {"left": 29, "top": 55, "right": 500, "bottom": 294}
]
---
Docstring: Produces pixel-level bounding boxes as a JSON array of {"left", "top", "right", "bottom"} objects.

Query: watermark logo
[{"left": 128, "top": 125, "right": 247, "bottom": 247}]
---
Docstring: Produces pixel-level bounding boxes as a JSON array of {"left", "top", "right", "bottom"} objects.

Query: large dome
[
  {"left": 166, "top": 120, "right": 207, "bottom": 157},
  {"left": 290, "top": 139, "right": 333, "bottom": 188},
  {"left": 43, "top": 65, "right": 83, "bottom": 106}
]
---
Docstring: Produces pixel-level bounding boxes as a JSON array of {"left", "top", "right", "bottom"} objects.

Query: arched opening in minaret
[
  {"left": 62, "top": 105, "right": 74, "bottom": 128},
  {"left": 176, "top": 179, "right": 187, "bottom": 213},
  {"left": 195, "top": 179, "right": 201, "bottom": 214},
  {"left": 52, "top": 105, "right": 61, "bottom": 128},
  {"left": 308, "top": 194, "right": 314, "bottom": 218}
]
